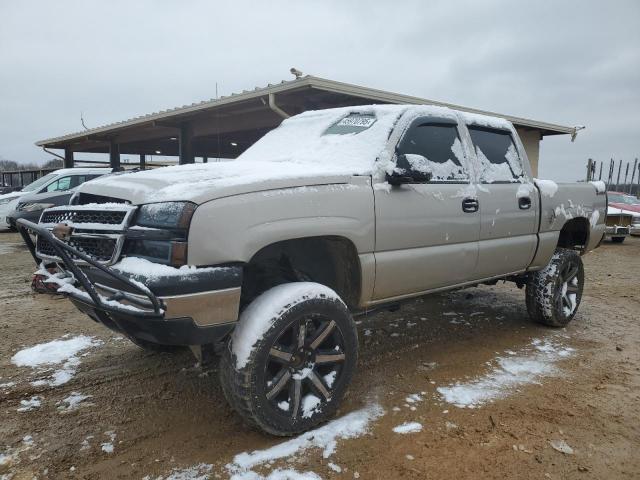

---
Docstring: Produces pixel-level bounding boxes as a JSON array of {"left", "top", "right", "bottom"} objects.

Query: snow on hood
[{"left": 77, "top": 105, "right": 410, "bottom": 205}]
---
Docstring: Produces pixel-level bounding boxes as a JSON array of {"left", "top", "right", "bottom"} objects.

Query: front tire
[
  {"left": 526, "top": 248, "right": 584, "bottom": 327},
  {"left": 220, "top": 282, "right": 358, "bottom": 436}
]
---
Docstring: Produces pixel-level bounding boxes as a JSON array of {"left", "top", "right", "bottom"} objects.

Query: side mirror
[{"left": 386, "top": 154, "right": 432, "bottom": 185}]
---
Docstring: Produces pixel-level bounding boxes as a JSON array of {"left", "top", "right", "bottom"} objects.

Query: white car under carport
[{"left": 0, "top": 168, "right": 111, "bottom": 230}]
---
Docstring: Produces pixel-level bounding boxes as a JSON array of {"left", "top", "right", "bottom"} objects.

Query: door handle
[
  {"left": 462, "top": 198, "right": 479, "bottom": 213},
  {"left": 518, "top": 196, "right": 532, "bottom": 210}
]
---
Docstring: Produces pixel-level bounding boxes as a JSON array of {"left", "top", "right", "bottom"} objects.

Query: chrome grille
[
  {"left": 37, "top": 235, "right": 118, "bottom": 263},
  {"left": 40, "top": 209, "right": 127, "bottom": 225},
  {"left": 36, "top": 205, "right": 134, "bottom": 265}
]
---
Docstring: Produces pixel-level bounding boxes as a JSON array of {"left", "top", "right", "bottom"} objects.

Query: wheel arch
[
  {"left": 557, "top": 217, "right": 590, "bottom": 254},
  {"left": 240, "top": 235, "right": 362, "bottom": 310}
]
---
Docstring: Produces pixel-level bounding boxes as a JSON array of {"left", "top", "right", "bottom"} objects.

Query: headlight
[
  {"left": 20, "top": 202, "right": 55, "bottom": 212},
  {"left": 126, "top": 239, "right": 188, "bottom": 267},
  {"left": 127, "top": 202, "right": 196, "bottom": 266},
  {"left": 134, "top": 202, "right": 196, "bottom": 229}
]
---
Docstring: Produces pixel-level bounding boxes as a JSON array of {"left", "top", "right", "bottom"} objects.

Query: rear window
[
  {"left": 468, "top": 126, "right": 524, "bottom": 183},
  {"left": 324, "top": 113, "right": 377, "bottom": 135}
]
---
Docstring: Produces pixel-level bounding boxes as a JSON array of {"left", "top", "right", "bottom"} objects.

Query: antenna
[{"left": 80, "top": 111, "right": 89, "bottom": 130}]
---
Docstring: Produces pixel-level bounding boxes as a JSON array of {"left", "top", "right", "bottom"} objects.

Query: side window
[
  {"left": 468, "top": 126, "right": 524, "bottom": 183},
  {"left": 396, "top": 119, "right": 468, "bottom": 182},
  {"left": 70, "top": 175, "right": 87, "bottom": 188},
  {"left": 46, "top": 176, "right": 72, "bottom": 192}
]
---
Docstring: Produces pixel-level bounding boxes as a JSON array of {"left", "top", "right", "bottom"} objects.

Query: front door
[{"left": 373, "top": 116, "right": 481, "bottom": 300}]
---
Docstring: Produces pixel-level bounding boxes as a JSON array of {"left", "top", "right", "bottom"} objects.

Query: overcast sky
[{"left": 1, "top": 0, "right": 638, "bottom": 181}]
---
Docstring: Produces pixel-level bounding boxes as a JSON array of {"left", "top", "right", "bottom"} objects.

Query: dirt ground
[{"left": 0, "top": 231, "right": 638, "bottom": 479}]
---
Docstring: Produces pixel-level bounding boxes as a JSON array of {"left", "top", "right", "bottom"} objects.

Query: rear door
[
  {"left": 466, "top": 125, "right": 538, "bottom": 278},
  {"left": 373, "top": 115, "right": 480, "bottom": 300}
]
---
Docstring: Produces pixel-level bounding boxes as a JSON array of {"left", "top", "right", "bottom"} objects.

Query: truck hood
[{"left": 76, "top": 160, "right": 361, "bottom": 205}]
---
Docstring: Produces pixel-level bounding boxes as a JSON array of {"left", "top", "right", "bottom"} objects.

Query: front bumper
[
  {"left": 6, "top": 209, "right": 41, "bottom": 230},
  {"left": 0, "top": 204, "right": 17, "bottom": 229},
  {"left": 17, "top": 219, "right": 242, "bottom": 346},
  {"left": 605, "top": 225, "right": 630, "bottom": 237}
]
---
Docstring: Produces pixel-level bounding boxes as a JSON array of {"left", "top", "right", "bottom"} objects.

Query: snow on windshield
[{"left": 237, "top": 105, "right": 409, "bottom": 174}]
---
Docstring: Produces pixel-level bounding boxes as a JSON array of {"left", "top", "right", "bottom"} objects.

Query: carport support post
[
  {"left": 179, "top": 123, "right": 195, "bottom": 164},
  {"left": 109, "top": 141, "right": 121, "bottom": 171},
  {"left": 139, "top": 154, "right": 146, "bottom": 170},
  {"left": 64, "top": 148, "right": 74, "bottom": 168}
]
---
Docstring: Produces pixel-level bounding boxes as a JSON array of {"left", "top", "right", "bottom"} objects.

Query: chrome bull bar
[{"left": 17, "top": 218, "right": 165, "bottom": 318}]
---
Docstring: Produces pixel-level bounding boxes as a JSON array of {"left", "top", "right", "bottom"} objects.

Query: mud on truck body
[{"left": 19, "top": 104, "right": 607, "bottom": 436}]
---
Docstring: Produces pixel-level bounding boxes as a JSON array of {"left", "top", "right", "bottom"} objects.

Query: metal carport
[{"left": 37, "top": 75, "right": 576, "bottom": 176}]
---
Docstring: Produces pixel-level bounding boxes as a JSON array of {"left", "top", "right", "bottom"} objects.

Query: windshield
[
  {"left": 609, "top": 193, "right": 639, "bottom": 205},
  {"left": 21, "top": 173, "right": 58, "bottom": 192},
  {"left": 237, "top": 106, "right": 408, "bottom": 175}
]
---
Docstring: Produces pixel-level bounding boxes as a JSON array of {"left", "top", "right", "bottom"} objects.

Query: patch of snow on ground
[
  {"left": 230, "top": 469, "right": 322, "bottom": 480},
  {"left": 58, "top": 392, "right": 92, "bottom": 411},
  {"left": 80, "top": 435, "right": 93, "bottom": 451},
  {"left": 392, "top": 422, "right": 423, "bottom": 434},
  {"left": 405, "top": 394, "right": 423, "bottom": 404},
  {"left": 101, "top": 431, "right": 116, "bottom": 454},
  {"left": 17, "top": 396, "right": 41, "bottom": 412},
  {"left": 437, "top": 338, "right": 574, "bottom": 408},
  {"left": 327, "top": 462, "right": 342, "bottom": 473},
  {"left": 144, "top": 463, "right": 213, "bottom": 480},
  {"left": 226, "top": 403, "right": 384, "bottom": 477},
  {"left": 11, "top": 335, "right": 102, "bottom": 387}
]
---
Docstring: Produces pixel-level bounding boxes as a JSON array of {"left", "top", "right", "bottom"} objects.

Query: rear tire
[
  {"left": 611, "top": 236, "right": 625, "bottom": 243},
  {"left": 526, "top": 248, "right": 584, "bottom": 327},
  {"left": 220, "top": 282, "right": 358, "bottom": 436}
]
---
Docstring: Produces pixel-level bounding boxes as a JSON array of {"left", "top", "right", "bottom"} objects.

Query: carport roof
[{"left": 36, "top": 75, "right": 575, "bottom": 155}]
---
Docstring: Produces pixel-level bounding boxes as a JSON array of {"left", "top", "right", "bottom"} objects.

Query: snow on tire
[
  {"left": 526, "top": 248, "right": 584, "bottom": 327},
  {"left": 220, "top": 282, "right": 358, "bottom": 436}
]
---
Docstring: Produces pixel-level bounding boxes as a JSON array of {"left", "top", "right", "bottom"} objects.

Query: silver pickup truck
[{"left": 20, "top": 104, "right": 606, "bottom": 436}]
